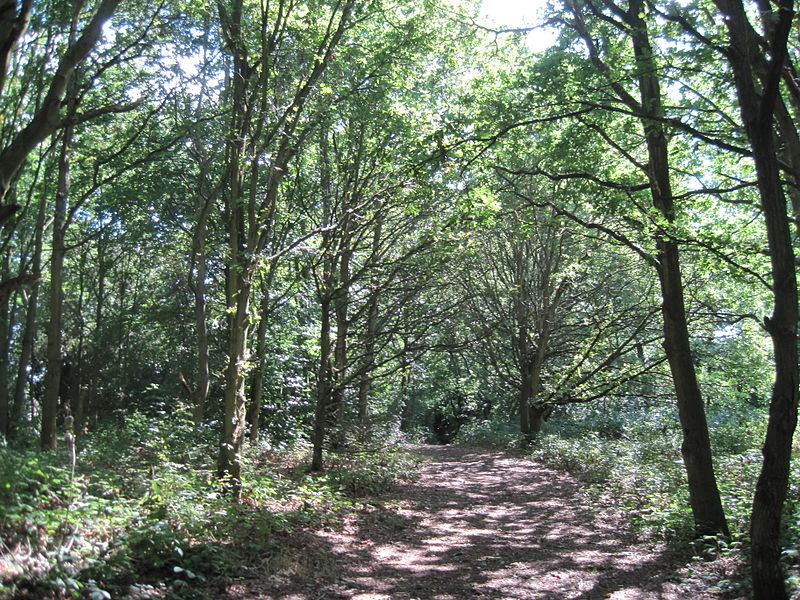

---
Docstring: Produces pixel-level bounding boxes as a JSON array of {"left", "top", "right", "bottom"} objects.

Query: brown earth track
[{"left": 227, "top": 445, "right": 742, "bottom": 600}]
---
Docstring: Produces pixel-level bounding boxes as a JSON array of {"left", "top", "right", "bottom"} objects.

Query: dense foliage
[{"left": 0, "top": 0, "right": 799, "bottom": 597}]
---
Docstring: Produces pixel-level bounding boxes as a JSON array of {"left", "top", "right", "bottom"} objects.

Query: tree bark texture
[
  {"left": 216, "top": 276, "right": 252, "bottom": 495},
  {"left": 190, "top": 203, "right": 211, "bottom": 426},
  {"left": 356, "top": 212, "right": 385, "bottom": 425},
  {"left": 628, "top": 0, "right": 729, "bottom": 537},
  {"left": 216, "top": 0, "right": 355, "bottom": 485},
  {"left": 399, "top": 360, "right": 412, "bottom": 433},
  {"left": 329, "top": 213, "right": 352, "bottom": 441},
  {"left": 0, "top": 253, "right": 10, "bottom": 438},
  {"left": 247, "top": 295, "right": 271, "bottom": 444},
  {"left": 0, "top": 0, "right": 33, "bottom": 99}
]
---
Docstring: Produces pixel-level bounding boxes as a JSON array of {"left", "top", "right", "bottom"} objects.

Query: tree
[
  {"left": 458, "top": 198, "right": 661, "bottom": 439},
  {"left": 494, "top": 0, "right": 731, "bottom": 538},
  {"left": 214, "top": 0, "right": 357, "bottom": 494},
  {"left": 710, "top": 0, "right": 799, "bottom": 595},
  {"left": 0, "top": 0, "right": 123, "bottom": 204}
]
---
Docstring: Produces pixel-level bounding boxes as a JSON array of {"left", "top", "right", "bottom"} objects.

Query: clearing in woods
[{"left": 226, "top": 445, "right": 741, "bottom": 600}]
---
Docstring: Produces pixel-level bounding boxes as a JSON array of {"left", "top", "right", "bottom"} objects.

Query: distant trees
[{"left": 458, "top": 200, "right": 661, "bottom": 439}]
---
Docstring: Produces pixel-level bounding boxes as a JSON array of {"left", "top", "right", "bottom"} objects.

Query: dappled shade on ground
[{"left": 226, "top": 446, "right": 730, "bottom": 600}]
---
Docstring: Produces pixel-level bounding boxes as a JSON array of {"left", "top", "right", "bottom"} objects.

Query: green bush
[
  {"left": 322, "top": 450, "right": 420, "bottom": 497},
  {"left": 453, "top": 418, "right": 520, "bottom": 448},
  {"left": 0, "top": 410, "right": 418, "bottom": 599}
]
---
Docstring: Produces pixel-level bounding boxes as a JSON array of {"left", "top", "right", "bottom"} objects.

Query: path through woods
[{"left": 228, "top": 446, "right": 741, "bottom": 600}]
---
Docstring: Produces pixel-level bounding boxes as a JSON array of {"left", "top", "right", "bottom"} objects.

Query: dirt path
[{"left": 230, "top": 445, "right": 737, "bottom": 600}]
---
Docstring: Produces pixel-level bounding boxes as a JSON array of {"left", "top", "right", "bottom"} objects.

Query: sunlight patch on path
[{"left": 249, "top": 445, "right": 722, "bottom": 600}]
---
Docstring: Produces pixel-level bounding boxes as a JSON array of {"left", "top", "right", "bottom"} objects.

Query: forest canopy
[{"left": 0, "top": 0, "right": 799, "bottom": 598}]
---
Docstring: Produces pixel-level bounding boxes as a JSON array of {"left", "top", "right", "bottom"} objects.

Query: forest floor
[{"left": 221, "top": 445, "right": 746, "bottom": 600}]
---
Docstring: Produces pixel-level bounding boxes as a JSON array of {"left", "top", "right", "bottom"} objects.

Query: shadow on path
[{"left": 235, "top": 445, "right": 719, "bottom": 600}]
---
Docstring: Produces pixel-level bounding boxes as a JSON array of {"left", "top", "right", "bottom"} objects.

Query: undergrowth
[{"left": 0, "top": 410, "right": 417, "bottom": 600}]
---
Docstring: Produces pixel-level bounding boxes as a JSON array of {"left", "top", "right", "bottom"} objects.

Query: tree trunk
[
  {"left": 190, "top": 212, "right": 210, "bottom": 426},
  {"left": 246, "top": 296, "right": 271, "bottom": 444},
  {"left": 357, "top": 214, "right": 384, "bottom": 425},
  {"left": 513, "top": 242, "right": 532, "bottom": 438},
  {"left": 215, "top": 0, "right": 354, "bottom": 482},
  {"left": 620, "top": 0, "right": 729, "bottom": 537},
  {"left": 40, "top": 124, "right": 71, "bottom": 452},
  {"left": 0, "top": 1, "right": 33, "bottom": 100},
  {"left": 329, "top": 233, "right": 351, "bottom": 443},
  {"left": 0, "top": 0, "right": 122, "bottom": 203},
  {"left": 83, "top": 236, "right": 109, "bottom": 433},
  {"left": 356, "top": 372, "right": 371, "bottom": 425},
  {"left": 311, "top": 293, "right": 333, "bottom": 471},
  {"left": 12, "top": 191, "right": 49, "bottom": 436},
  {"left": 216, "top": 275, "right": 252, "bottom": 494},
  {"left": 398, "top": 358, "right": 412, "bottom": 433},
  {"left": 187, "top": 29, "right": 214, "bottom": 426},
  {"left": 518, "top": 375, "right": 532, "bottom": 437},
  {"left": 0, "top": 252, "right": 10, "bottom": 438},
  {"left": 216, "top": 0, "right": 249, "bottom": 493},
  {"left": 530, "top": 405, "right": 548, "bottom": 433},
  {"left": 658, "top": 249, "right": 728, "bottom": 536},
  {"left": 72, "top": 251, "right": 87, "bottom": 437},
  {"left": 713, "top": 0, "right": 798, "bottom": 595}
]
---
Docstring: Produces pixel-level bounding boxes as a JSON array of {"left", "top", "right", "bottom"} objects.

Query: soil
[{"left": 224, "top": 445, "right": 747, "bottom": 600}]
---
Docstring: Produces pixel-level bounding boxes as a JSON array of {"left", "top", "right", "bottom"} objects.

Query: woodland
[{"left": 0, "top": 0, "right": 799, "bottom": 598}]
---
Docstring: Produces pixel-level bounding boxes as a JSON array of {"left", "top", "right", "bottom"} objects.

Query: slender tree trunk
[
  {"left": 355, "top": 370, "right": 370, "bottom": 424},
  {"left": 329, "top": 229, "right": 351, "bottom": 442},
  {"left": 114, "top": 262, "right": 131, "bottom": 407},
  {"left": 247, "top": 261, "right": 280, "bottom": 443},
  {"left": 41, "top": 124, "right": 71, "bottom": 451},
  {"left": 657, "top": 242, "right": 729, "bottom": 536},
  {"left": 216, "top": 0, "right": 252, "bottom": 495},
  {"left": 0, "top": 2, "right": 33, "bottom": 100},
  {"left": 0, "top": 252, "right": 10, "bottom": 438},
  {"left": 513, "top": 243, "right": 532, "bottom": 437},
  {"left": 191, "top": 212, "right": 210, "bottom": 426},
  {"left": 72, "top": 252, "right": 86, "bottom": 436},
  {"left": 84, "top": 238, "right": 108, "bottom": 432},
  {"left": 217, "top": 275, "right": 252, "bottom": 493},
  {"left": 357, "top": 213, "right": 384, "bottom": 424},
  {"left": 714, "top": 0, "right": 798, "bottom": 595},
  {"left": 0, "top": 0, "right": 122, "bottom": 203},
  {"left": 12, "top": 193, "right": 48, "bottom": 436},
  {"left": 513, "top": 235, "right": 557, "bottom": 440},
  {"left": 215, "top": 0, "right": 355, "bottom": 482},
  {"left": 356, "top": 290, "right": 379, "bottom": 423},
  {"left": 518, "top": 371, "right": 532, "bottom": 436},
  {"left": 774, "top": 102, "right": 800, "bottom": 241},
  {"left": 611, "top": 0, "right": 729, "bottom": 537},
  {"left": 247, "top": 295, "right": 271, "bottom": 444},
  {"left": 311, "top": 293, "right": 333, "bottom": 471},
  {"left": 399, "top": 362, "right": 413, "bottom": 433},
  {"left": 187, "top": 25, "right": 214, "bottom": 426},
  {"left": 567, "top": 0, "right": 728, "bottom": 536}
]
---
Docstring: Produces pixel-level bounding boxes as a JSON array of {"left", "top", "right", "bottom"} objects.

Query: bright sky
[{"left": 478, "top": 0, "right": 558, "bottom": 51}]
